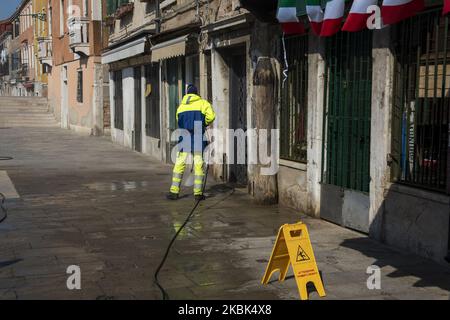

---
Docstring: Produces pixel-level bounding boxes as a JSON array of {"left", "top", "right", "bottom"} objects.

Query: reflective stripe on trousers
[{"left": 170, "top": 152, "right": 204, "bottom": 195}]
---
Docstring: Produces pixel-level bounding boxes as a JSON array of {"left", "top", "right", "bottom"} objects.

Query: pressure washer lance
[{"left": 153, "top": 130, "right": 212, "bottom": 300}]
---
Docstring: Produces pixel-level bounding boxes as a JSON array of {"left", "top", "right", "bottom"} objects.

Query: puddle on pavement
[
  {"left": 171, "top": 220, "right": 202, "bottom": 240},
  {"left": 84, "top": 181, "right": 151, "bottom": 192}
]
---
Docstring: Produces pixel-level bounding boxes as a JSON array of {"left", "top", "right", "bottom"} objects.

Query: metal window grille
[
  {"left": 280, "top": 35, "right": 308, "bottom": 163},
  {"left": 76, "top": 70, "right": 83, "bottom": 103},
  {"left": 322, "top": 30, "right": 373, "bottom": 193},
  {"left": 392, "top": 8, "right": 450, "bottom": 193},
  {"left": 145, "top": 63, "right": 161, "bottom": 139},
  {"left": 114, "top": 70, "right": 124, "bottom": 130},
  {"left": 12, "top": 51, "right": 20, "bottom": 71}
]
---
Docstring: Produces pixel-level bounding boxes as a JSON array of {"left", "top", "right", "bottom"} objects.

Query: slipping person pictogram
[
  {"left": 296, "top": 245, "right": 310, "bottom": 262},
  {"left": 166, "top": 84, "right": 216, "bottom": 201}
]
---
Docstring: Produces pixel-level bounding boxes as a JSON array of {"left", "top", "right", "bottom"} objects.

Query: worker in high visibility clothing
[{"left": 167, "top": 84, "right": 216, "bottom": 201}]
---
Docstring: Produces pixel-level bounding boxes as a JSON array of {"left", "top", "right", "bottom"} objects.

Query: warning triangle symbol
[{"left": 296, "top": 245, "right": 310, "bottom": 262}]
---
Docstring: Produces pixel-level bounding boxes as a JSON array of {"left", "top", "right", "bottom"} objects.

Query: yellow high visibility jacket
[
  {"left": 176, "top": 94, "right": 216, "bottom": 152},
  {"left": 176, "top": 94, "right": 216, "bottom": 130}
]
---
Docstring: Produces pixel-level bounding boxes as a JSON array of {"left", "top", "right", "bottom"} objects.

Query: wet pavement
[{"left": 1, "top": 126, "right": 450, "bottom": 300}]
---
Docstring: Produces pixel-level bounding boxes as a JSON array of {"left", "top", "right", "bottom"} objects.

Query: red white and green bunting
[
  {"left": 277, "top": 0, "right": 448, "bottom": 36},
  {"left": 342, "top": 0, "right": 378, "bottom": 32},
  {"left": 306, "top": 0, "right": 324, "bottom": 35},
  {"left": 321, "top": 0, "right": 346, "bottom": 36},
  {"left": 277, "top": 0, "right": 305, "bottom": 34},
  {"left": 444, "top": 0, "right": 450, "bottom": 15},
  {"left": 381, "top": 0, "right": 424, "bottom": 25}
]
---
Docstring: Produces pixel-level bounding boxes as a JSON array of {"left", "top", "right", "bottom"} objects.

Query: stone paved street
[{"left": 1, "top": 126, "right": 450, "bottom": 300}]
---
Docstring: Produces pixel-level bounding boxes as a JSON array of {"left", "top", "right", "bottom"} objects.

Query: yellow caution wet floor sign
[{"left": 261, "top": 222, "right": 326, "bottom": 300}]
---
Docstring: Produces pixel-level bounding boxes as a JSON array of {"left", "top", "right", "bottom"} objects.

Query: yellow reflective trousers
[{"left": 170, "top": 152, "right": 204, "bottom": 196}]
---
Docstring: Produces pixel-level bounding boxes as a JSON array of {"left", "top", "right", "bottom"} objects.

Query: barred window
[
  {"left": 392, "top": 10, "right": 450, "bottom": 193},
  {"left": 76, "top": 70, "right": 83, "bottom": 103},
  {"left": 280, "top": 35, "right": 308, "bottom": 163}
]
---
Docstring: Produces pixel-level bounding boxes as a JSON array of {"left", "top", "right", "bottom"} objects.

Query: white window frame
[{"left": 60, "top": 0, "right": 65, "bottom": 36}]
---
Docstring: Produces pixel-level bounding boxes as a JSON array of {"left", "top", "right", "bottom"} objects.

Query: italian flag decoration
[
  {"left": 444, "top": 0, "right": 450, "bottom": 15},
  {"left": 277, "top": 0, "right": 305, "bottom": 35},
  {"left": 381, "top": 0, "right": 424, "bottom": 25},
  {"left": 320, "top": 0, "right": 346, "bottom": 36},
  {"left": 342, "top": 0, "right": 378, "bottom": 32},
  {"left": 306, "top": 0, "right": 324, "bottom": 35}
]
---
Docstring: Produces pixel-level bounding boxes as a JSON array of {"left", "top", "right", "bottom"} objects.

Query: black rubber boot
[
  {"left": 194, "top": 194, "right": 205, "bottom": 202},
  {"left": 166, "top": 192, "right": 179, "bottom": 200}
]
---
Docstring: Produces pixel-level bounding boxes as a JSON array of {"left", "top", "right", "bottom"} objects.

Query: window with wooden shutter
[
  {"left": 145, "top": 63, "right": 161, "bottom": 139},
  {"left": 114, "top": 70, "right": 124, "bottom": 130}
]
